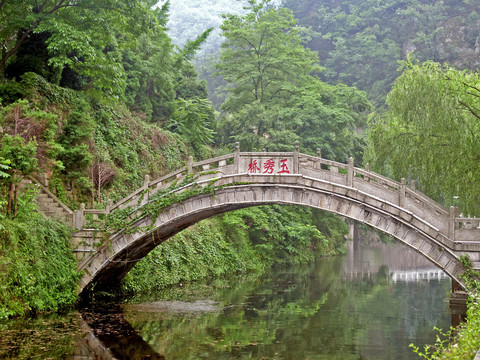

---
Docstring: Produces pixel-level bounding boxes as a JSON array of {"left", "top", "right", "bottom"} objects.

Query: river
[{"left": 0, "top": 239, "right": 455, "bottom": 359}]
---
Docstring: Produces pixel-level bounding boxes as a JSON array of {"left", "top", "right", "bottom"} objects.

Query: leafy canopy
[
  {"left": 365, "top": 59, "right": 480, "bottom": 214},
  {"left": 217, "top": 0, "right": 322, "bottom": 113},
  {"left": 216, "top": 0, "right": 370, "bottom": 159},
  {"left": 0, "top": 0, "right": 160, "bottom": 95}
]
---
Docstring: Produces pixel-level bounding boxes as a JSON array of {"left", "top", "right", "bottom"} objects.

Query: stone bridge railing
[
  {"left": 72, "top": 144, "right": 480, "bottom": 252},
  {"left": 69, "top": 143, "right": 480, "bottom": 294}
]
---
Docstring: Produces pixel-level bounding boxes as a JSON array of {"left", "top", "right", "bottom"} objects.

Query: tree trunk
[
  {"left": 97, "top": 163, "right": 101, "bottom": 203},
  {"left": 6, "top": 182, "right": 14, "bottom": 216},
  {"left": 13, "top": 183, "right": 18, "bottom": 219},
  {"left": 6, "top": 170, "right": 17, "bottom": 217}
]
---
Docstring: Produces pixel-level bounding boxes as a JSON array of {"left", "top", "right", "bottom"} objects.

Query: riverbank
[
  {"left": 437, "top": 296, "right": 480, "bottom": 359},
  {"left": 0, "top": 204, "right": 78, "bottom": 319}
]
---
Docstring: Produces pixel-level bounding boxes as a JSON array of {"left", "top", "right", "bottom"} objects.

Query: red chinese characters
[
  {"left": 278, "top": 159, "right": 290, "bottom": 174},
  {"left": 263, "top": 158, "right": 275, "bottom": 174},
  {"left": 247, "top": 158, "right": 290, "bottom": 174},
  {"left": 248, "top": 159, "right": 260, "bottom": 173}
]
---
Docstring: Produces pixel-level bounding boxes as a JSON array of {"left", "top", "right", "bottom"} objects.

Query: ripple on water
[{"left": 122, "top": 299, "right": 220, "bottom": 313}]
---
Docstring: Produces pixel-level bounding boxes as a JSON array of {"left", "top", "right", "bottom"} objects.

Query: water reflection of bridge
[
  {"left": 390, "top": 269, "right": 448, "bottom": 283},
  {"left": 342, "top": 268, "right": 448, "bottom": 283},
  {"left": 342, "top": 239, "right": 450, "bottom": 283}
]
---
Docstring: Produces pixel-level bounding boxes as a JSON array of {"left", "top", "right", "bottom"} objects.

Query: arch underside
[{"left": 78, "top": 183, "right": 467, "bottom": 295}]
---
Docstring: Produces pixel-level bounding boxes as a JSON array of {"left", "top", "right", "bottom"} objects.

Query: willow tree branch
[{"left": 458, "top": 100, "right": 480, "bottom": 121}]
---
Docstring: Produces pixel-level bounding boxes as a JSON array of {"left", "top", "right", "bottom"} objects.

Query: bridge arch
[{"left": 76, "top": 151, "right": 480, "bottom": 295}]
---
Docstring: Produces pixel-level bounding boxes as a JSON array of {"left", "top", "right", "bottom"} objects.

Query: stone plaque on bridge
[{"left": 239, "top": 155, "right": 294, "bottom": 175}]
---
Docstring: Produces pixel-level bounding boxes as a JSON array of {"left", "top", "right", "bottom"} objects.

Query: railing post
[
  {"left": 410, "top": 179, "right": 416, "bottom": 191},
  {"left": 38, "top": 172, "right": 48, "bottom": 187},
  {"left": 294, "top": 141, "right": 300, "bottom": 173},
  {"left": 106, "top": 199, "right": 112, "bottom": 214},
  {"left": 347, "top": 157, "right": 354, "bottom": 187},
  {"left": 364, "top": 163, "right": 370, "bottom": 182},
  {"left": 74, "top": 203, "right": 85, "bottom": 230},
  {"left": 399, "top": 178, "right": 406, "bottom": 207},
  {"left": 141, "top": 175, "right": 150, "bottom": 205},
  {"left": 315, "top": 148, "right": 322, "bottom": 170},
  {"left": 449, "top": 206, "right": 459, "bottom": 239},
  {"left": 187, "top": 156, "right": 193, "bottom": 174},
  {"left": 234, "top": 142, "right": 240, "bottom": 173}
]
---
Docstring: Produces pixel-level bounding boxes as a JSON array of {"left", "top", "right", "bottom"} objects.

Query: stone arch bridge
[{"left": 53, "top": 146, "right": 480, "bottom": 295}]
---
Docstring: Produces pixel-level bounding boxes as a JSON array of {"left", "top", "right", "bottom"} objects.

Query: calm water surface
[{"left": 0, "top": 241, "right": 453, "bottom": 359}]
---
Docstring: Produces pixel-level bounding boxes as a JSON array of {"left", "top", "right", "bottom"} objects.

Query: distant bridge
[{"left": 35, "top": 144, "right": 480, "bottom": 295}]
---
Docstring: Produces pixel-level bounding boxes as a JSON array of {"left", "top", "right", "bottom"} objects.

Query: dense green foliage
[
  {"left": 282, "top": 0, "right": 480, "bottom": 106},
  {"left": 216, "top": 0, "right": 370, "bottom": 159},
  {"left": 0, "top": 0, "right": 162, "bottom": 95},
  {"left": 0, "top": 0, "right": 365, "bottom": 318},
  {"left": 124, "top": 206, "right": 347, "bottom": 293},
  {"left": 123, "top": 218, "right": 263, "bottom": 292},
  {"left": 365, "top": 59, "right": 480, "bottom": 215},
  {"left": 0, "top": 73, "right": 195, "bottom": 205},
  {"left": 0, "top": 185, "right": 78, "bottom": 319},
  {"left": 167, "top": 0, "right": 479, "bottom": 108},
  {"left": 435, "top": 298, "right": 480, "bottom": 359}
]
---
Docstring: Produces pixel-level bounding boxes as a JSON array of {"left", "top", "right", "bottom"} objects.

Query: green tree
[
  {"left": 217, "top": 0, "right": 322, "bottom": 114},
  {"left": 0, "top": 158, "right": 10, "bottom": 179},
  {"left": 168, "top": 97, "right": 215, "bottom": 154},
  {"left": 0, "top": 0, "right": 159, "bottom": 95},
  {"left": 0, "top": 134, "right": 37, "bottom": 218},
  {"left": 122, "top": 17, "right": 212, "bottom": 122},
  {"left": 122, "top": 31, "right": 177, "bottom": 121},
  {"left": 286, "top": 79, "right": 371, "bottom": 161},
  {"left": 396, "top": 0, "right": 447, "bottom": 62},
  {"left": 365, "top": 59, "right": 480, "bottom": 214},
  {"left": 216, "top": 0, "right": 370, "bottom": 157}
]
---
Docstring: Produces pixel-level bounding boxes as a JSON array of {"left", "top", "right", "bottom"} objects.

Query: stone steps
[
  {"left": 20, "top": 178, "right": 73, "bottom": 226},
  {"left": 37, "top": 195, "right": 55, "bottom": 204},
  {"left": 72, "top": 229, "right": 103, "bottom": 263}
]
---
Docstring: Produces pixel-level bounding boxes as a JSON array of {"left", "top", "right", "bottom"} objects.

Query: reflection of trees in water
[
  {"left": 75, "top": 243, "right": 450, "bottom": 359},
  {"left": 116, "top": 254, "right": 449, "bottom": 360},
  {"left": 76, "top": 305, "right": 165, "bottom": 360}
]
